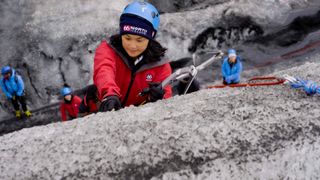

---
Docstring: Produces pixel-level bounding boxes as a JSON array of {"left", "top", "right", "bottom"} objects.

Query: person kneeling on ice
[
  {"left": 221, "top": 49, "right": 243, "bottom": 85},
  {"left": 0, "top": 66, "right": 32, "bottom": 118},
  {"left": 78, "top": 84, "right": 100, "bottom": 117},
  {"left": 59, "top": 86, "right": 82, "bottom": 121},
  {"left": 94, "top": 1, "right": 172, "bottom": 112}
]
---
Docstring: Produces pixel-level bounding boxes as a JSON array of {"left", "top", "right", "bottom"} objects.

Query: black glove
[
  {"left": 99, "top": 96, "right": 122, "bottom": 112},
  {"left": 148, "top": 83, "right": 165, "bottom": 102}
]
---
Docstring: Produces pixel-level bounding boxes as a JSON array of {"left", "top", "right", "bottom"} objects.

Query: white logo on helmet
[
  {"left": 123, "top": 25, "right": 148, "bottom": 35},
  {"left": 123, "top": 25, "right": 131, "bottom": 31}
]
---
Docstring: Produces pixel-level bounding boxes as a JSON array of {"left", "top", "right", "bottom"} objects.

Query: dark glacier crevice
[
  {"left": 188, "top": 15, "right": 264, "bottom": 52},
  {"left": 252, "top": 10, "right": 320, "bottom": 47},
  {"left": 58, "top": 57, "right": 67, "bottom": 85},
  {"left": 39, "top": 51, "right": 54, "bottom": 60},
  {"left": 150, "top": 0, "right": 230, "bottom": 13},
  {"left": 189, "top": 10, "right": 320, "bottom": 53},
  {"left": 22, "top": 62, "right": 42, "bottom": 100}
]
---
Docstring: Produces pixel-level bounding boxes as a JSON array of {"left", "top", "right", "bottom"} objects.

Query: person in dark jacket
[
  {"left": 0, "top": 66, "right": 32, "bottom": 118},
  {"left": 221, "top": 49, "right": 243, "bottom": 85},
  {"left": 78, "top": 84, "right": 100, "bottom": 117},
  {"left": 59, "top": 86, "right": 82, "bottom": 121},
  {"left": 94, "top": 1, "right": 172, "bottom": 112}
]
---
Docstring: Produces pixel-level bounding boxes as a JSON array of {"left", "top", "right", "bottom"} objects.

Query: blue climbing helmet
[
  {"left": 121, "top": 1, "right": 160, "bottom": 32},
  {"left": 1, "top": 66, "right": 12, "bottom": 75},
  {"left": 228, "top": 49, "right": 237, "bottom": 57},
  {"left": 60, "top": 87, "right": 72, "bottom": 96}
]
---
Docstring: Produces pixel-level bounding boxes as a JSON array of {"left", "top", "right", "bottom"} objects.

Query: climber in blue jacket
[
  {"left": 221, "top": 49, "right": 243, "bottom": 85},
  {"left": 0, "top": 66, "right": 32, "bottom": 118}
]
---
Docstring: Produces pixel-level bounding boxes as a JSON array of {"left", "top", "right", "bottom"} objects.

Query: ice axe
[{"left": 140, "top": 50, "right": 224, "bottom": 97}]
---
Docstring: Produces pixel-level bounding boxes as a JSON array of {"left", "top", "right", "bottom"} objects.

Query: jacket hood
[{"left": 1, "top": 68, "right": 15, "bottom": 81}]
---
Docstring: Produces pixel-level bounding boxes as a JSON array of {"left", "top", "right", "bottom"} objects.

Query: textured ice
[
  {"left": 28, "top": 0, "right": 130, "bottom": 39},
  {"left": 0, "top": 53, "right": 320, "bottom": 179},
  {"left": 1, "top": 0, "right": 319, "bottom": 117},
  {"left": 1, "top": 2, "right": 320, "bottom": 178}
]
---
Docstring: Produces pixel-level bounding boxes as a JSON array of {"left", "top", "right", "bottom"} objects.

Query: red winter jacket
[
  {"left": 78, "top": 95, "right": 99, "bottom": 114},
  {"left": 93, "top": 41, "right": 172, "bottom": 107},
  {"left": 86, "top": 99, "right": 98, "bottom": 113},
  {"left": 60, "top": 95, "right": 82, "bottom": 121}
]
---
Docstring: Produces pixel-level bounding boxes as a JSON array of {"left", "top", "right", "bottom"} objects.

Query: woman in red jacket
[
  {"left": 59, "top": 86, "right": 82, "bottom": 121},
  {"left": 94, "top": 1, "right": 172, "bottom": 112}
]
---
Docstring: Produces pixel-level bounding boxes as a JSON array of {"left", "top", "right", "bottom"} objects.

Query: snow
[{"left": 1, "top": 53, "right": 320, "bottom": 179}]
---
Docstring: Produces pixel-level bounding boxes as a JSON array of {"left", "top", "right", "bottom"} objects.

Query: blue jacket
[
  {"left": 0, "top": 69, "right": 24, "bottom": 99},
  {"left": 221, "top": 56, "right": 242, "bottom": 83}
]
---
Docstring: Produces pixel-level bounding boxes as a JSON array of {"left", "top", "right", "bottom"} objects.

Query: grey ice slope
[{"left": 1, "top": 55, "right": 320, "bottom": 179}]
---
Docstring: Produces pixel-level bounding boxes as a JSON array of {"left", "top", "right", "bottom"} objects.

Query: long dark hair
[{"left": 110, "top": 34, "right": 167, "bottom": 63}]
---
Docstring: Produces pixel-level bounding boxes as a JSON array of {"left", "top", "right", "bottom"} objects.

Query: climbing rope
[
  {"left": 283, "top": 74, "right": 320, "bottom": 95},
  {"left": 207, "top": 76, "right": 286, "bottom": 89},
  {"left": 207, "top": 75, "right": 320, "bottom": 96}
]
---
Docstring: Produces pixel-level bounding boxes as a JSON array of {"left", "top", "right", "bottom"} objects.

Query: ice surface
[
  {"left": 1, "top": 1, "right": 320, "bottom": 177},
  {"left": 1, "top": 0, "right": 319, "bottom": 117},
  {"left": 0, "top": 53, "right": 320, "bottom": 179}
]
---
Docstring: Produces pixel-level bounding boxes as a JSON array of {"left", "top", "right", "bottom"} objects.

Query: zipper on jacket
[{"left": 122, "top": 72, "right": 136, "bottom": 107}]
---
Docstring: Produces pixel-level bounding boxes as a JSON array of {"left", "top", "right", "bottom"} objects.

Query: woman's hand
[
  {"left": 99, "top": 96, "right": 122, "bottom": 112},
  {"left": 148, "top": 83, "right": 165, "bottom": 102}
]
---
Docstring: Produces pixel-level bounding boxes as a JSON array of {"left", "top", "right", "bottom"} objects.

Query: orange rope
[{"left": 207, "top": 76, "right": 285, "bottom": 89}]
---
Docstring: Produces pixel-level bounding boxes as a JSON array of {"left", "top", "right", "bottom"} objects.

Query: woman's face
[
  {"left": 228, "top": 56, "right": 236, "bottom": 63},
  {"left": 121, "top": 34, "right": 149, "bottom": 58},
  {"left": 3, "top": 72, "right": 11, "bottom": 80},
  {"left": 64, "top": 95, "right": 72, "bottom": 101}
]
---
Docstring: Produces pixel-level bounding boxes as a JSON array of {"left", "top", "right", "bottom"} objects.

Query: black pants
[
  {"left": 223, "top": 78, "right": 240, "bottom": 85},
  {"left": 11, "top": 96, "right": 27, "bottom": 111}
]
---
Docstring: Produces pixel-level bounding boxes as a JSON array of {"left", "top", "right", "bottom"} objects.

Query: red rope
[
  {"left": 246, "top": 38, "right": 320, "bottom": 70},
  {"left": 207, "top": 76, "right": 285, "bottom": 89}
]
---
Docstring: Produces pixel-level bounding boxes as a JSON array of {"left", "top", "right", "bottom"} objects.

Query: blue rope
[
  {"left": 290, "top": 78, "right": 306, "bottom": 89},
  {"left": 289, "top": 77, "right": 319, "bottom": 95}
]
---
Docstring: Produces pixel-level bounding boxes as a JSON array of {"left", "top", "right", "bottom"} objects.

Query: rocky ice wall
[
  {"left": 0, "top": 53, "right": 320, "bottom": 179},
  {"left": 0, "top": 0, "right": 319, "bottom": 118},
  {"left": 0, "top": 0, "right": 129, "bottom": 118}
]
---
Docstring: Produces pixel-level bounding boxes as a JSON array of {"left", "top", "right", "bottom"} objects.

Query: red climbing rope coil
[{"left": 207, "top": 76, "right": 286, "bottom": 89}]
